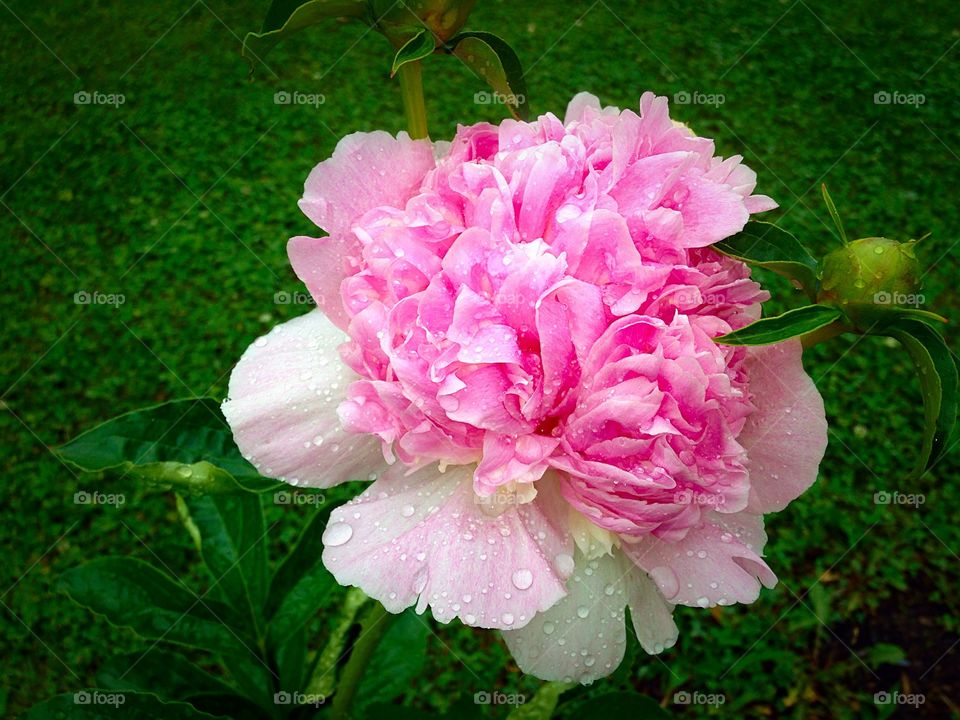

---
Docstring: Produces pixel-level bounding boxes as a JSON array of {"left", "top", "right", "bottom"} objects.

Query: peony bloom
[{"left": 223, "top": 92, "right": 828, "bottom": 682}]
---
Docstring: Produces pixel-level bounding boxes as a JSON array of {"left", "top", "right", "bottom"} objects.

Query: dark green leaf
[
  {"left": 186, "top": 493, "right": 268, "bottom": 630},
  {"left": 391, "top": 27, "right": 436, "bottom": 76},
  {"left": 221, "top": 651, "right": 278, "bottom": 713},
  {"left": 266, "top": 504, "right": 338, "bottom": 648},
  {"left": 355, "top": 609, "right": 429, "bottom": 712},
  {"left": 97, "top": 650, "right": 238, "bottom": 699},
  {"left": 716, "top": 304, "right": 844, "bottom": 346},
  {"left": 821, "top": 184, "right": 847, "bottom": 245},
  {"left": 244, "top": 0, "right": 368, "bottom": 66},
  {"left": 22, "top": 691, "right": 226, "bottom": 719},
  {"left": 449, "top": 31, "right": 528, "bottom": 120},
  {"left": 714, "top": 221, "right": 820, "bottom": 301},
  {"left": 886, "top": 320, "right": 958, "bottom": 477},
  {"left": 57, "top": 399, "right": 282, "bottom": 494},
  {"left": 276, "top": 632, "right": 308, "bottom": 694},
  {"left": 58, "top": 558, "right": 249, "bottom": 656}
]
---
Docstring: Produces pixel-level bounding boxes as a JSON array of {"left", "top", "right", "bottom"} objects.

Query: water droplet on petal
[
  {"left": 401, "top": 505, "right": 415, "bottom": 518},
  {"left": 576, "top": 605, "right": 590, "bottom": 619},
  {"left": 512, "top": 569, "right": 534, "bottom": 590},
  {"left": 542, "top": 621, "right": 555, "bottom": 635},
  {"left": 323, "top": 522, "right": 353, "bottom": 547}
]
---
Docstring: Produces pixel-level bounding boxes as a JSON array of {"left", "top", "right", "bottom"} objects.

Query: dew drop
[
  {"left": 576, "top": 605, "right": 590, "bottom": 619},
  {"left": 512, "top": 569, "right": 534, "bottom": 590},
  {"left": 323, "top": 522, "right": 353, "bottom": 547},
  {"left": 401, "top": 504, "right": 415, "bottom": 518},
  {"left": 542, "top": 621, "right": 555, "bottom": 635}
]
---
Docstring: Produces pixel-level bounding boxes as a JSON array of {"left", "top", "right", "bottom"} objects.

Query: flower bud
[
  {"left": 373, "top": 0, "right": 476, "bottom": 45},
  {"left": 818, "top": 237, "right": 921, "bottom": 323}
]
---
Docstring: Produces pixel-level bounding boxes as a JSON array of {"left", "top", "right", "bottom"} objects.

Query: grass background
[{"left": 2, "top": 0, "right": 959, "bottom": 717}]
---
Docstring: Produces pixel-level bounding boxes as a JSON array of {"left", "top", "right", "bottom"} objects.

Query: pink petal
[
  {"left": 739, "top": 340, "right": 828, "bottom": 513},
  {"left": 222, "top": 311, "right": 385, "bottom": 487},
  {"left": 621, "top": 512, "right": 776, "bottom": 608},
  {"left": 563, "top": 92, "right": 602, "bottom": 125},
  {"left": 298, "top": 130, "right": 434, "bottom": 237},
  {"left": 287, "top": 234, "right": 355, "bottom": 330},
  {"left": 321, "top": 463, "right": 574, "bottom": 630},
  {"left": 502, "top": 548, "right": 678, "bottom": 683}
]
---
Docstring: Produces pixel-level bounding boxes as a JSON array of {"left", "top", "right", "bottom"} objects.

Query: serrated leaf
[
  {"left": 266, "top": 505, "right": 338, "bottom": 648},
  {"left": 59, "top": 558, "right": 250, "bottom": 656},
  {"left": 716, "top": 304, "right": 844, "bottom": 346},
  {"left": 57, "top": 399, "right": 282, "bottom": 494},
  {"left": 449, "top": 31, "right": 528, "bottom": 120},
  {"left": 391, "top": 27, "right": 435, "bottom": 75},
  {"left": 243, "top": 0, "right": 368, "bottom": 66},
  {"left": 186, "top": 494, "right": 268, "bottom": 631},
  {"left": 886, "top": 320, "right": 958, "bottom": 477},
  {"left": 355, "top": 609, "right": 429, "bottom": 713},
  {"left": 22, "top": 691, "right": 226, "bottom": 719},
  {"left": 714, "top": 221, "right": 820, "bottom": 301}
]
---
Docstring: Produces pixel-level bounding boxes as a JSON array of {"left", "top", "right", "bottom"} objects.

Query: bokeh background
[{"left": 2, "top": 0, "right": 959, "bottom": 717}]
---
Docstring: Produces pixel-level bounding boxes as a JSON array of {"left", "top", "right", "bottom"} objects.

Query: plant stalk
[
  {"left": 329, "top": 600, "right": 393, "bottom": 719},
  {"left": 801, "top": 320, "right": 847, "bottom": 348},
  {"left": 397, "top": 60, "right": 429, "bottom": 139}
]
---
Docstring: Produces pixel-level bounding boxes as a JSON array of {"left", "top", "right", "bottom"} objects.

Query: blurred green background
[{"left": 2, "top": 0, "right": 959, "bottom": 717}]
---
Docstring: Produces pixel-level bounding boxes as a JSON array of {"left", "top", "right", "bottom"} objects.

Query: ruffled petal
[
  {"left": 502, "top": 548, "right": 678, "bottom": 683},
  {"left": 287, "top": 234, "right": 354, "bottom": 330},
  {"left": 739, "top": 340, "right": 828, "bottom": 513},
  {"left": 621, "top": 511, "right": 776, "bottom": 608},
  {"left": 321, "top": 464, "right": 574, "bottom": 630},
  {"left": 298, "top": 130, "right": 435, "bottom": 237},
  {"left": 222, "top": 310, "right": 385, "bottom": 487}
]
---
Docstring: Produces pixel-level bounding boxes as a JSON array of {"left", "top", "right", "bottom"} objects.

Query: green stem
[
  {"left": 801, "top": 320, "right": 848, "bottom": 349},
  {"left": 329, "top": 601, "right": 393, "bottom": 720},
  {"left": 397, "top": 60, "right": 429, "bottom": 139}
]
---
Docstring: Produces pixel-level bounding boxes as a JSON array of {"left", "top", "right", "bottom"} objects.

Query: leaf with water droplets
[
  {"left": 716, "top": 304, "right": 844, "bottom": 346},
  {"left": 57, "top": 399, "right": 283, "bottom": 495},
  {"left": 714, "top": 221, "right": 820, "bottom": 301},
  {"left": 448, "top": 31, "right": 529, "bottom": 120}
]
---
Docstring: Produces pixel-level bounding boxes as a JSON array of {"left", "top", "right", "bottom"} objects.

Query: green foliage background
[{"left": 1, "top": 0, "right": 959, "bottom": 717}]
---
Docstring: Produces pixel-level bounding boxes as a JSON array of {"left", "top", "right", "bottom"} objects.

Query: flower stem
[
  {"left": 329, "top": 600, "right": 393, "bottom": 720},
  {"left": 397, "top": 60, "right": 429, "bottom": 139}
]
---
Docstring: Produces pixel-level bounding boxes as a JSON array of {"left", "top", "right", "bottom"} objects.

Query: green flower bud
[
  {"left": 818, "top": 237, "right": 922, "bottom": 328},
  {"left": 373, "top": 0, "right": 476, "bottom": 45}
]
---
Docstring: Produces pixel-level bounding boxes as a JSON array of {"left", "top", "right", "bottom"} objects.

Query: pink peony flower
[{"left": 223, "top": 92, "right": 828, "bottom": 682}]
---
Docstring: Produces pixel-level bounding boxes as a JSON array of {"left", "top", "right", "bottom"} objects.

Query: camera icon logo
[
  {"left": 873, "top": 91, "right": 891, "bottom": 105},
  {"left": 673, "top": 91, "right": 691, "bottom": 105},
  {"left": 673, "top": 691, "right": 692, "bottom": 705},
  {"left": 74, "top": 491, "right": 92, "bottom": 505},
  {"left": 873, "top": 491, "right": 891, "bottom": 505},
  {"left": 474, "top": 691, "right": 491, "bottom": 705},
  {"left": 274, "top": 491, "right": 291, "bottom": 505},
  {"left": 274, "top": 91, "right": 292, "bottom": 105},
  {"left": 274, "top": 691, "right": 291, "bottom": 705}
]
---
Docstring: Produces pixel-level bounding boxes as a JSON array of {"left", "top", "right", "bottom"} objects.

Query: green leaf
[
  {"left": 186, "top": 493, "right": 269, "bottom": 631},
  {"left": 558, "top": 692, "right": 671, "bottom": 718},
  {"left": 863, "top": 643, "right": 907, "bottom": 668},
  {"left": 96, "top": 650, "right": 238, "bottom": 700},
  {"left": 821, "top": 184, "right": 847, "bottom": 245},
  {"left": 391, "top": 27, "right": 436, "bottom": 76},
  {"left": 22, "top": 691, "right": 226, "bottom": 719},
  {"left": 58, "top": 558, "right": 250, "bottom": 656},
  {"left": 716, "top": 304, "right": 844, "bottom": 346},
  {"left": 266, "top": 504, "right": 338, "bottom": 648},
  {"left": 355, "top": 609, "right": 429, "bottom": 712},
  {"left": 508, "top": 681, "right": 575, "bottom": 720},
  {"left": 276, "top": 631, "right": 308, "bottom": 694},
  {"left": 57, "top": 399, "right": 282, "bottom": 494},
  {"left": 714, "top": 221, "right": 820, "bottom": 301},
  {"left": 243, "top": 0, "right": 368, "bottom": 66},
  {"left": 449, "top": 31, "right": 529, "bottom": 120},
  {"left": 886, "top": 320, "right": 958, "bottom": 477}
]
